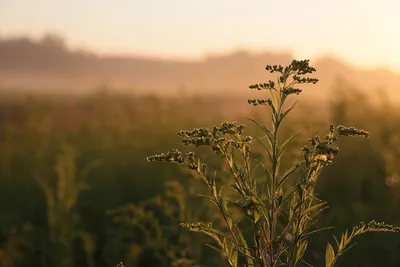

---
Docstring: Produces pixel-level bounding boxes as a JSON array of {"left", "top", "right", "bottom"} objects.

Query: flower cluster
[
  {"left": 177, "top": 121, "right": 252, "bottom": 157},
  {"left": 147, "top": 150, "right": 199, "bottom": 170},
  {"left": 147, "top": 149, "right": 186, "bottom": 163},
  {"left": 356, "top": 220, "right": 400, "bottom": 233},
  {"left": 249, "top": 80, "right": 275, "bottom": 90},
  {"left": 337, "top": 125, "right": 370, "bottom": 138},
  {"left": 281, "top": 87, "right": 303, "bottom": 96},
  {"left": 247, "top": 98, "right": 272, "bottom": 106}
]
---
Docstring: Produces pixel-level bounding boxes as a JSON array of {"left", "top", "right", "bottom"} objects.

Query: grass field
[{"left": 0, "top": 81, "right": 400, "bottom": 267}]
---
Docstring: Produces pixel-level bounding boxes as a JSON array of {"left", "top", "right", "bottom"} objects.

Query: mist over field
[{"left": 1, "top": 34, "right": 400, "bottom": 104}]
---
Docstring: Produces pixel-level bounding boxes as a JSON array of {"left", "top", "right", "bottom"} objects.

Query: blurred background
[{"left": 1, "top": 1, "right": 400, "bottom": 266}]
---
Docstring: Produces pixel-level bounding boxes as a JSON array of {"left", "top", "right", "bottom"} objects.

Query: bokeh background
[{"left": 1, "top": 1, "right": 400, "bottom": 266}]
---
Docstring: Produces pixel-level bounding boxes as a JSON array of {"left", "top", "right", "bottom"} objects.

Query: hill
[{"left": 0, "top": 34, "right": 399, "bottom": 102}]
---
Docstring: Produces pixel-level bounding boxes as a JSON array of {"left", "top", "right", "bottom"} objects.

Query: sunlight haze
[{"left": 1, "top": 0, "right": 400, "bottom": 70}]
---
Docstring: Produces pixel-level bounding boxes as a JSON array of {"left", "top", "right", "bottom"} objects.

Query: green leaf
[
  {"left": 254, "top": 159, "right": 272, "bottom": 187},
  {"left": 197, "top": 157, "right": 201, "bottom": 173},
  {"left": 197, "top": 193, "right": 213, "bottom": 201},
  {"left": 206, "top": 243, "right": 224, "bottom": 255},
  {"left": 228, "top": 246, "right": 238, "bottom": 267},
  {"left": 270, "top": 87, "right": 279, "bottom": 114},
  {"left": 325, "top": 242, "right": 335, "bottom": 267},
  {"left": 253, "top": 209, "right": 262, "bottom": 224},
  {"left": 210, "top": 171, "right": 218, "bottom": 199},
  {"left": 198, "top": 229, "right": 221, "bottom": 244},
  {"left": 277, "top": 133, "right": 298, "bottom": 159},
  {"left": 258, "top": 139, "right": 273, "bottom": 162},
  {"left": 296, "top": 183, "right": 303, "bottom": 198},
  {"left": 247, "top": 118, "right": 273, "bottom": 148},
  {"left": 301, "top": 202, "right": 327, "bottom": 218},
  {"left": 277, "top": 162, "right": 302, "bottom": 191},
  {"left": 275, "top": 100, "right": 299, "bottom": 129},
  {"left": 289, "top": 194, "right": 298, "bottom": 222},
  {"left": 230, "top": 184, "right": 244, "bottom": 198},
  {"left": 296, "top": 240, "right": 308, "bottom": 263},
  {"left": 281, "top": 100, "right": 299, "bottom": 122},
  {"left": 205, "top": 227, "right": 226, "bottom": 238},
  {"left": 237, "top": 230, "right": 255, "bottom": 266},
  {"left": 339, "top": 230, "right": 349, "bottom": 249},
  {"left": 219, "top": 187, "right": 233, "bottom": 229},
  {"left": 281, "top": 184, "right": 297, "bottom": 203},
  {"left": 333, "top": 235, "right": 340, "bottom": 248}
]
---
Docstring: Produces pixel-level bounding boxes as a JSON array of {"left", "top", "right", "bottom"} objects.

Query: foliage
[
  {"left": 35, "top": 143, "right": 96, "bottom": 267},
  {"left": 105, "top": 180, "right": 222, "bottom": 267},
  {"left": 148, "top": 60, "right": 400, "bottom": 267}
]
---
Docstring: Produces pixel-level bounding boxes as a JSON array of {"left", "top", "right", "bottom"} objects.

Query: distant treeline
[{"left": 1, "top": 34, "right": 400, "bottom": 100}]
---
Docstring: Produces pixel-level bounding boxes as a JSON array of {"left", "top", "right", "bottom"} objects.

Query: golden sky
[{"left": 1, "top": 0, "right": 399, "bottom": 70}]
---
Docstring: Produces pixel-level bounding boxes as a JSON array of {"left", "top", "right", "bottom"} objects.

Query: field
[{"left": 0, "top": 81, "right": 400, "bottom": 267}]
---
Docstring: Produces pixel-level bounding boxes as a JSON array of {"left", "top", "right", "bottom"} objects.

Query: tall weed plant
[{"left": 147, "top": 60, "right": 400, "bottom": 267}]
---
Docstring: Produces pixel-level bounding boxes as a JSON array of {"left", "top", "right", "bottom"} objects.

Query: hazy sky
[{"left": 1, "top": 0, "right": 400, "bottom": 70}]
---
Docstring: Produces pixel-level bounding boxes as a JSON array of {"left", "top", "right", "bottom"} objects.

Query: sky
[{"left": 1, "top": 0, "right": 400, "bottom": 70}]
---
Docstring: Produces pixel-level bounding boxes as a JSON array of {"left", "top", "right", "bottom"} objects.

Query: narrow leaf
[
  {"left": 281, "top": 100, "right": 299, "bottom": 122},
  {"left": 206, "top": 244, "right": 224, "bottom": 255},
  {"left": 296, "top": 240, "right": 308, "bottom": 264},
  {"left": 281, "top": 184, "right": 297, "bottom": 203},
  {"left": 301, "top": 202, "right": 327, "bottom": 218},
  {"left": 277, "top": 133, "right": 298, "bottom": 159},
  {"left": 277, "top": 162, "right": 302, "bottom": 190},
  {"left": 237, "top": 230, "right": 255, "bottom": 266},
  {"left": 325, "top": 243, "right": 335, "bottom": 267},
  {"left": 229, "top": 247, "right": 238, "bottom": 267},
  {"left": 197, "top": 157, "right": 201, "bottom": 173},
  {"left": 219, "top": 187, "right": 233, "bottom": 229},
  {"left": 230, "top": 184, "right": 245, "bottom": 198},
  {"left": 247, "top": 118, "right": 273, "bottom": 148}
]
